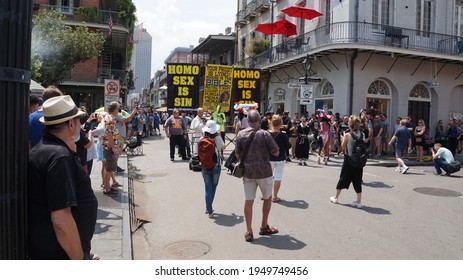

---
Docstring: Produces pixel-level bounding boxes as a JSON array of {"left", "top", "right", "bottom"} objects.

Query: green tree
[{"left": 31, "top": 9, "right": 105, "bottom": 86}]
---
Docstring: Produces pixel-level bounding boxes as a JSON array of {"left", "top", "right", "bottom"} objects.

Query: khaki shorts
[
  {"left": 243, "top": 176, "right": 273, "bottom": 200},
  {"left": 373, "top": 137, "right": 382, "bottom": 147},
  {"left": 103, "top": 149, "right": 117, "bottom": 172}
]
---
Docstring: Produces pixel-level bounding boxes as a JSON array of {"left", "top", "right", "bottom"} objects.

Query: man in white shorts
[{"left": 235, "top": 110, "right": 279, "bottom": 242}]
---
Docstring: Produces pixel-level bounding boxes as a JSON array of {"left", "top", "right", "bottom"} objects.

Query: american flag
[{"left": 108, "top": 15, "right": 113, "bottom": 36}]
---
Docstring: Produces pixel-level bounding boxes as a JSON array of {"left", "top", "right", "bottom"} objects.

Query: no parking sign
[{"left": 104, "top": 79, "right": 120, "bottom": 109}]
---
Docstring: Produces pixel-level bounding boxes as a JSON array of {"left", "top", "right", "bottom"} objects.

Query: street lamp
[{"left": 302, "top": 54, "right": 312, "bottom": 84}]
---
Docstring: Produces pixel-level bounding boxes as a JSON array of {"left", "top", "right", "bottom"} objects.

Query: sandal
[
  {"left": 90, "top": 252, "right": 100, "bottom": 260},
  {"left": 272, "top": 197, "right": 281, "bottom": 203},
  {"left": 259, "top": 225, "right": 279, "bottom": 236},
  {"left": 103, "top": 188, "right": 118, "bottom": 196},
  {"left": 112, "top": 182, "right": 123, "bottom": 187},
  {"left": 244, "top": 232, "right": 254, "bottom": 242}
]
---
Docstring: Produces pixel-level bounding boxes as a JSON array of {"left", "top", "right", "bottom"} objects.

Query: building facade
[
  {"left": 33, "top": 0, "right": 132, "bottom": 112},
  {"left": 131, "top": 25, "right": 152, "bottom": 96},
  {"left": 235, "top": 0, "right": 463, "bottom": 136}
]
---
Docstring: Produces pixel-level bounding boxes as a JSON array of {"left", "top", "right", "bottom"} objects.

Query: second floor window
[
  {"left": 372, "top": 0, "right": 391, "bottom": 26},
  {"left": 455, "top": 0, "right": 463, "bottom": 37},
  {"left": 416, "top": 0, "right": 433, "bottom": 37}
]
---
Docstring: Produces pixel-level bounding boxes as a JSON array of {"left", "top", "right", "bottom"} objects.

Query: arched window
[
  {"left": 321, "top": 81, "right": 334, "bottom": 96},
  {"left": 409, "top": 84, "right": 430, "bottom": 99},
  {"left": 367, "top": 80, "right": 390, "bottom": 96}
]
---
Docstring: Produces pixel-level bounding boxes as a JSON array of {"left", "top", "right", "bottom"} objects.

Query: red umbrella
[
  {"left": 255, "top": 22, "right": 278, "bottom": 35},
  {"left": 282, "top": 6, "right": 323, "bottom": 20},
  {"left": 273, "top": 19, "right": 297, "bottom": 37}
]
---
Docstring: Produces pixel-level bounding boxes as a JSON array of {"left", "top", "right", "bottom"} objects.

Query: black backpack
[{"left": 348, "top": 132, "right": 368, "bottom": 168}]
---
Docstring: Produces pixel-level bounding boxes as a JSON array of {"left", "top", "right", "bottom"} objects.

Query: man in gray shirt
[{"left": 165, "top": 109, "right": 188, "bottom": 162}]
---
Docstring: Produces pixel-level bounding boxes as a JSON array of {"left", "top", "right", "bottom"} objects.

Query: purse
[{"left": 232, "top": 130, "right": 257, "bottom": 178}]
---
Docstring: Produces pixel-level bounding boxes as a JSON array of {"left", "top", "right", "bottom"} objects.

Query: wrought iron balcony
[
  {"left": 41, "top": 5, "right": 129, "bottom": 29},
  {"left": 244, "top": 0, "right": 257, "bottom": 20},
  {"left": 236, "top": 9, "right": 247, "bottom": 26},
  {"left": 236, "top": 21, "right": 463, "bottom": 69},
  {"left": 255, "top": 0, "right": 270, "bottom": 12}
]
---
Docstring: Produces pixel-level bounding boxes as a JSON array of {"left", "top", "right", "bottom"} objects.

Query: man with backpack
[
  {"left": 330, "top": 115, "right": 367, "bottom": 209},
  {"left": 198, "top": 120, "right": 224, "bottom": 218}
]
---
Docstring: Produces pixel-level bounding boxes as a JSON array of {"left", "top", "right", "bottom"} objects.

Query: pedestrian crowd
[{"left": 26, "top": 85, "right": 462, "bottom": 257}]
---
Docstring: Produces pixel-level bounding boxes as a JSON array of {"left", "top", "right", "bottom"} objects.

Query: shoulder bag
[{"left": 232, "top": 130, "right": 257, "bottom": 178}]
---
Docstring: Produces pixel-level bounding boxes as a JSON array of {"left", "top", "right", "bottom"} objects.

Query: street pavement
[{"left": 90, "top": 133, "right": 463, "bottom": 260}]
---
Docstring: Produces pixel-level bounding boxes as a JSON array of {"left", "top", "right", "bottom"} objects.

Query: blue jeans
[
  {"left": 202, "top": 165, "right": 221, "bottom": 214},
  {"left": 433, "top": 158, "right": 448, "bottom": 174}
]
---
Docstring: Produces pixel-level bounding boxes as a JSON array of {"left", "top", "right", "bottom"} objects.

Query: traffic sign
[
  {"left": 300, "top": 99, "right": 313, "bottom": 105},
  {"left": 300, "top": 84, "right": 313, "bottom": 99},
  {"left": 298, "top": 77, "right": 322, "bottom": 83},
  {"left": 104, "top": 79, "right": 120, "bottom": 96},
  {"left": 288, "top": 83, "right": 299, "bottom": 88}
]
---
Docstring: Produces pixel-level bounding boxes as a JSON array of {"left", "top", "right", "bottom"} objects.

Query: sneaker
[
  {"left": 303, "top": 162, "right": 308, "bottom": 166},
  {"left": 286, "top": 158, "right": 292, "bottom": 162},
  {"left": 298, "top": 162, "right": 303, "bottom": 166},
  {"left": 171, "top": 158, "right": 175, "bottom": 162},
  {"left": 433, "top": 172, "right": 442, "bottom": 176},
  {"left": 401, "top": 166, "right": 409, "bottom": 174},
  {"left": 330, "top": 196, "right": 338, "bottom": 204},
  {"left": 208, "top": 212, "right": 215, "bottom": 219},
  {"left": 317, "top": 156, "right": 321, "bottom": 164},
  {"left": 351, "top": 201, "right": 364, "bottom": 209},
  {"left": 394, "top": 167, "right": 402, "bottom": 172}
]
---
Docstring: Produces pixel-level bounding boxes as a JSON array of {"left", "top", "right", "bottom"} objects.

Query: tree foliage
[{"left": 31, "top": 9, "right": 105, "bottom": 86}]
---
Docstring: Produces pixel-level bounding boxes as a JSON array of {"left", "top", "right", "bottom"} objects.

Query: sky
[{"left": 131, "top": 0, "right": 237, "bottom": 76}]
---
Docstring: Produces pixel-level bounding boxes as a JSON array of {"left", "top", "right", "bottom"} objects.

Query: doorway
[{"left": 408, "top": 101, "right": 430, "bottom": 127}]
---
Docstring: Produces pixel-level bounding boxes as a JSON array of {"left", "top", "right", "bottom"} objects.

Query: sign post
[{"left": 104, "top": 79, "right": 120, "bottom": 110}]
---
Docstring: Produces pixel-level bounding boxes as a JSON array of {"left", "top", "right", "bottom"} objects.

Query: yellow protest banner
[{"left": 203, "top": 64, "right": 233, "bottom": 113}]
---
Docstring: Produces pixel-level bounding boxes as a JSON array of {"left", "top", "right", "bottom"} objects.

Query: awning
[
  {"left": 30, "top": 79, "right": 45, "bottom": 94},
  {"left": 155, "top": 107, "right": 167, "bottom": 112}
]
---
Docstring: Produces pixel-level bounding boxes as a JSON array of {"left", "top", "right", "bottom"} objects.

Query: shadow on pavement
[
  {"left": 276, "top": 199, "right": 309, "bottom": 209},
  {"left": 338, "top": 203, "right": 391, "bottom": 215},
  {"left": 362, "top": 181, "right": 394, "bottom": 189},
  {"left": 213, "top": 213, "right": 244, "bottom": 227},
  {"left": 251, "top": 234, "right": 306, "bottom": 250}
]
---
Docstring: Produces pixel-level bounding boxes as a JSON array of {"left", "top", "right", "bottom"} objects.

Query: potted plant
[{"left": 76, "top": 6, "right": 98, "bottom": 22}]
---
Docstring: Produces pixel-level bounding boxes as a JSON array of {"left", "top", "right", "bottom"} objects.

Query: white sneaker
[
  {"left": 351, "top": 201, "right": 364, "bottom": 209},
  {"left": 330, "top": 196, "right": 338, "bottom": 204},
  {"left": 317, "top": 156, "right": 321, "bottom": 164},
  {"left": 395, "top": 166, "right": 402, "bottom": 172},
  {"left": 401, "top": 166, "right": 409, "bottom": 174}
]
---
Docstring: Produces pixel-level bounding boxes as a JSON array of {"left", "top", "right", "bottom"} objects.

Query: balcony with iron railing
[
  {"left": 236, "top": 9, "right": 247, "bottom": 26},
  {"left": 63, "top": 68, "right": 127, "bottom": 85},
  {"left": 236, "top": 21, "right": 463, "bottom": 69},
  {"left": 244, "top": 0, "right": 257, "bottom": 20},
  {"left": 40, "top": 5, "right": 130, "bottom": 29},
  {"left": 255, "top": 0, "right": 270, "bottom": 12}
]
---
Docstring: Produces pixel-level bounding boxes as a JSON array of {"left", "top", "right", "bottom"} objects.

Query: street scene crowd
[{"left": 26, "top": 85, "right": 462, "bottom": 259}]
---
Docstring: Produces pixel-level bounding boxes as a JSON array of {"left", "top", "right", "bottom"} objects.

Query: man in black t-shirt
[{"left": 28, "top": 95, "right": 98, "bottom": 260}]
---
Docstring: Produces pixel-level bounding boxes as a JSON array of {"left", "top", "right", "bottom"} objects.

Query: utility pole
[{"left": 0, "top": 0, "right": 33, "bottom": 259}]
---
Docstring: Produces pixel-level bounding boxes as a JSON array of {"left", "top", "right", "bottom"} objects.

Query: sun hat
[
  {"left": 202, "top": 120, "right": 220, "bottom": 134},
  {"left": 39, "top": 95, "right": 86, "bottom": 125}
]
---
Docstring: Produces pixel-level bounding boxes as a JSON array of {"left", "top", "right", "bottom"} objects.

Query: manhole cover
[
  {"left": 413, "top": 187, "right": 461, "bottom": 197},
  {"left": 164, "top": 241, "right": 210, "bottom": 259}
]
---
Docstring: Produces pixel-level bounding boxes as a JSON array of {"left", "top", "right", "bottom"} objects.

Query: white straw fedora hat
[
  {"left": 39, "top": 95, "right": 86, "bottom": 125},
  {"left": 202, "top": 120, "right": 220, "bottom": 134}
]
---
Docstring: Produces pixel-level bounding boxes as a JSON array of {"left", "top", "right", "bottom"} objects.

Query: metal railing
[
  {"left": 244, "top": 0, "right": 257, "bottom": 18},
  {"left": 41, "top": 5, "right": 129, "bottom": 28},
  {"left": 236, "top": 21, "right": 463, "bottom": 68},
  {"left": 63, "top": 68, "right": 127, "bottom": 84}
]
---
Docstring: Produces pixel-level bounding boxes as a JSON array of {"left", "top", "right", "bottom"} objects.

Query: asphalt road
[{"left": 130, "top": 133, "right": 463, "bottom": 260}]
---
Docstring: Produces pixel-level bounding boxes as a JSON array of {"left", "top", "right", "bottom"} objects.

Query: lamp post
[
  {"left": 302, "top": 54, "right": 312, "bottom": 84},
  {"left": 269, "top": 0, "right": 277, "bottom": 62}
]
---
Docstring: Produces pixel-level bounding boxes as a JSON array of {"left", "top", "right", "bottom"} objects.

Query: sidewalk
[
  {"left": 89, "top": 136, "right": 462, "bottom": 260},
  {"left": 89, "top": 153, "right": 132, "bottom": 260}
]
